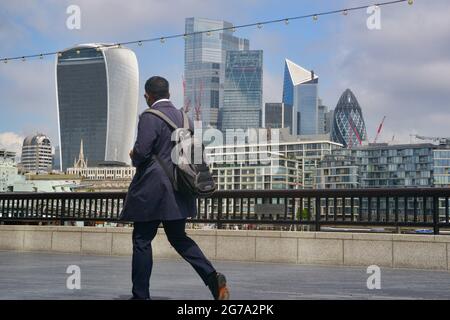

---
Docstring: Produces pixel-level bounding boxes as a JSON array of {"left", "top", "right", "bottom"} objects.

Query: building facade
[
  {"left": 184, "top": 18, "right": 249, "bottom": 128},
  {"left": 263, "top": 103, "right": 293, "bottom": 131},
  {"left": 220, "top": 50, "right": 263, "bottom": 130},
  {"left": 433, "top": 146, "right": 450, "bottom": 187},
  {"left": 56, "top": 43, "right": 139, "bottom": 171},
  {"left": 21, "top": 134, "right": 53, "bottom": 173},
  {"left": 0, "top": 150, "right": 18, "bottom": 192},
  {"left": 315, "top": 143, "right": 439, "bottom": 188},
  {"left": 206, "top": 128, "right": 343, "bottom": 189},
  {"left": 282, "top": 59, "right": 319, "bottom": 136},
  {"left": 331, "top": 89, "right": 367, "bottom": 148},
  {"left": 315, "top": 149, "right": 360, "bottom": 189}
]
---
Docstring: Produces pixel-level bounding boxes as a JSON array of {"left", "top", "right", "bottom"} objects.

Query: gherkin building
[{"left": 331, "top": 89, "right": 367, "bottom": 148}]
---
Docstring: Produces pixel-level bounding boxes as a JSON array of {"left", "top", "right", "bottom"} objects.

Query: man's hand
[{"left": 129, "top": 149, "right": 134, "bottom": 159}]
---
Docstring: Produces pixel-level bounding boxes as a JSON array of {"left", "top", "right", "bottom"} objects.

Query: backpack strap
[
  {"left": 142, "top": 108, "right": 179, "bottom": 190},
  {"left": 144, "top": 109, "right": 179, "bottom": 130}
]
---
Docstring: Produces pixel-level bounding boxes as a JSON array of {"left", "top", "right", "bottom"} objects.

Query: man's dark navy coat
[{"left": 119, "top": 100, "right": 196, "bottom": 222}]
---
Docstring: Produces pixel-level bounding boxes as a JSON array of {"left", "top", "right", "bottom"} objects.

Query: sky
[{"left": 0, "top": 0, "right": 449, "bottom": 155}]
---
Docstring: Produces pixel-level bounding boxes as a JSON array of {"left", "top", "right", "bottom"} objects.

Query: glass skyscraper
[
  {"left": 331, "top": 89, "right": 367, "bottom": 148},
  {"left": 263, "top": 103, "right": 292, "bottom": 131},
  {"left": 56, "top": 44, "right": 139, "bottom": 171},
  {"left": 184, "top": 18, "right": 249, "bottom": 129},
  {"left": 282, "top": 59, "right": 319, "bottom": 136},
  {"left": 220, "top": 50, "right": 263, "bottom": 130}
]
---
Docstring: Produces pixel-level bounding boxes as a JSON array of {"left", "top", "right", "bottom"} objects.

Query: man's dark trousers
[{"left": 132, "top": 219, "right": 216, "bottom": 299}]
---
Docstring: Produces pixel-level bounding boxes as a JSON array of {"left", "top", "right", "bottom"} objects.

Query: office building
[
  {"left": 282, "top": 59, "right": 319, "bottom": 136},
  {"left": 263, "top": 103, "right": 293, "bottom": 131},
  {"left": 331, "top": 89, "right": 367, "bottom": 148},
  {"left": 220, "top": 50, "right": 263, "bottom": 130},
  {"left": 21, "top": 133, "right": 53, "bottom": 173},
  {"left": 56, "top": 43, "right": 139, "bottom": 171},
  {"left": 318, "top": 101, "right": 333, "bottom": 134},
  {"left": 184, "top": 18, "right": 249, "bottom": 128}
]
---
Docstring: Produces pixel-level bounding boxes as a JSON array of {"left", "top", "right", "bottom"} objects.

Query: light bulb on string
[
  {"left": 76, "top": 50, "right": 80, "bottom": 55},
  {"left": 313, "top": 15, "right": 318, "bottom": 21},
  {"left": 21, "top": 57, "right": 26, "bottom": 62},
  {"left": 408, "top": 0, "right": 413, "bottom": 5},
  {"left": 57, "top": 52, "right": 62, "bottom": 57},
  {"left": 257, "top": 23, "right": 262, "bottom": 29},
  {"left": 160, "top": 37, "right": 165, "bottom": 43},
  {"left": 343, "top": 9, "right": 348, "bottom": 16},
  {"left": 39, "top": 54, "right": 43, "bottom": 59},
  {"left": 284, "top": 19, "right": 289, "bottom": 25},
  {"left": 138, "top": 41, "right": 143, "bottom": 46},
  {"left": 231, "top": 27, "right": 236, "bottom": 33},
  {"left": 206, "top": 31, "right": 211, "bottom": 36}
]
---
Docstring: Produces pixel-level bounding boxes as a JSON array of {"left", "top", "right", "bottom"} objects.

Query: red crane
[
  {"left": 194, "top": 81, "right": 203, "bottom": 121},
  {"left": 373, "top": 116, "right": 386, "bottom": 143},
  {"left": 182, "top": 75, "right": 191, "bottom": 113}
]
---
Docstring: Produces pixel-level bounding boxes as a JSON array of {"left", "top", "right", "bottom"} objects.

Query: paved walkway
[{"left": 0, "top": 251, "right": 450, "bottom": 300}]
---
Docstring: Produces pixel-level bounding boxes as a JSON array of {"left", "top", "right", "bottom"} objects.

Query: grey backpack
[{"left": 144, "top": 109, "right": 216, "bottom": 197}]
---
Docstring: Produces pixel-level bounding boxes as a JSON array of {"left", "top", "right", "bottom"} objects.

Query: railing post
[
  {"left": 217, "top": 197, "right": 222, "bottom": 230},
  {"left": 433, "top": 196, "right": 439, "bottom": 235},
  {"left": 315, "top": 197, "right": 321, "bottom": 232}
]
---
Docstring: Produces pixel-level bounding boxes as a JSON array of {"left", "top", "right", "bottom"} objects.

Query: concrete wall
[{"left": 1, "top": 225, "right": 450, "bottom": 271}]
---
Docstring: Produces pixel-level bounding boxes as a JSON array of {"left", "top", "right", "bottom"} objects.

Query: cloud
[
  {"left": 0, "top": 132, "right": 24, "bottom": 155},
  {"left": 323, "top": 0, "right": 450, "bottom": 143}
]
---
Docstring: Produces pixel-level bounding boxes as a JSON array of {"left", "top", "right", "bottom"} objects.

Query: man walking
[{"left": 120, "top": 76, "right": 229, "bottom": 300}]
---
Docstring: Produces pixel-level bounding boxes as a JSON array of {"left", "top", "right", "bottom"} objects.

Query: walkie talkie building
[
  {"left": 331, "top": 89, "right": 367, "bottom": 149},
  {"left": 56, "top": 44, "right": 139, "bottom": 171}
]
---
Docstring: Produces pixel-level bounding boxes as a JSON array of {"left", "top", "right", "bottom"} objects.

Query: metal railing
[{"left": 0, "top": 188, "right": 449, "bottom": 234}]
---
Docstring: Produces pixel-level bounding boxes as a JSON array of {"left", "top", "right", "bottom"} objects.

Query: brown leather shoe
[{"left": 207, "top": 272, "right": 230, "bottom": 300}]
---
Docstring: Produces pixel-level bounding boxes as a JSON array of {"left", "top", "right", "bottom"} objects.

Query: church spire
[{"left": 74, "top": 139, "right": 87, "bottom": 168}]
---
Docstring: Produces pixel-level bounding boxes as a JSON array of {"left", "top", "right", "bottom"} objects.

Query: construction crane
[
  {"left": 373, "top": 116, "right": 386, "bottom": 143},
  {"left": 412, "top": 134, "right": 450, "bottom": 145},
  {"left": 194, "top": 81, "right": 203, "bottom": 121},
  {"left": 182, "top": 75, "right": 191, "bottom": 113}
]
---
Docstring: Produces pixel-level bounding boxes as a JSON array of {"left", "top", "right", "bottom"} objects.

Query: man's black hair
[{"left": 145, "top": 76, "right": 170, "bottom": 100}]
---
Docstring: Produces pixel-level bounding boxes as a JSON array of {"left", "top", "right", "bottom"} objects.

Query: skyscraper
[
  {"left": 331, "top": 89, "right": 367, "bottom": 148},
  {"left": 56, "top": 44, "right": 139, "bottom": 171},
  {"left": 282, "top": 59, "right": 319, "bottom": 136},
  {"left": 184, "top": 18, "right": 249, "bottom": 128},
  {"left": 220, "top": 50, "right": 263, "bottom": 130},
  {"left": 263, "top": 103, "right": 292, "bottom": 131},
  {"left": 317, "top": 101, "right": 333, "bottom": 134},
  {"left": 21, "top": 133, "right": 53, "bottom": 173}
]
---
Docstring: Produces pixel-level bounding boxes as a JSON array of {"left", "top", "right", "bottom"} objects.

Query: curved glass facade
[
  {"left": 331, "top": 89, "right": 367, "bottom": 148},
  {"left": 56, "top": 44, "right": 138, "bottom": 170}
]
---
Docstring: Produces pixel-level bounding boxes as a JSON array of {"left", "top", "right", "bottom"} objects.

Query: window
[{"left": 210, "top": 90, "right": 219, "bottom": 108}]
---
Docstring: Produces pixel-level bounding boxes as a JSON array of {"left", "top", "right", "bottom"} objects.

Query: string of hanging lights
[{"left": 1, "top": 0, "right": 414, "bottom": 64}]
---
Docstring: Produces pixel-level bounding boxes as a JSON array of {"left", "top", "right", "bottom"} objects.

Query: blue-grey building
[
  {"left": 219, "top": 50, "right": 263, "bottom": 130},
  {"left": 184, "top": 18, "right": 249, "bottom": 128},
  {"left": 263, "top": 103, "right": 293, "bottom": 131},
  {"left": 282, "top": 59, "right": 319, "bottom": 136},
  {"left": 56, "top": 43, "right": 139, "bottom": 171}
]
